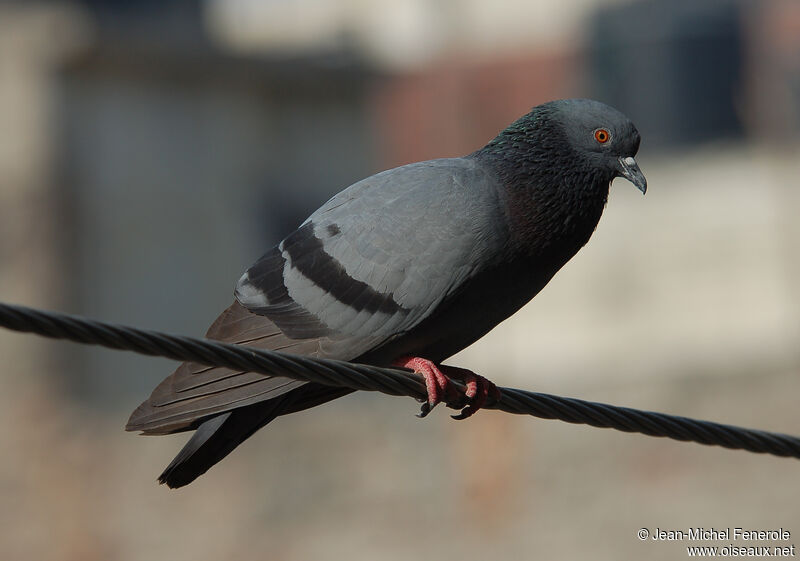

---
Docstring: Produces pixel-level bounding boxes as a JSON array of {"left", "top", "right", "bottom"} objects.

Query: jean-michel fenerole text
[{"left": 651, "top": 528, "right": 791, "bottom": 542}]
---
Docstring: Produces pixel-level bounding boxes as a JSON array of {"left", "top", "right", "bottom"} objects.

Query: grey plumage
[{"left": 127, "top": 99, "right": 646, "bottom": 488}]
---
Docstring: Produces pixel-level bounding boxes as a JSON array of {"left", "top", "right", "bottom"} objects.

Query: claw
[
  {"left": 417, "top": 402, "right": 433, "bottom": 418},
  {"left": 392, "top": 356, "right": 500, "bottom": 419},
  {"left": 451, "top": 409, "right": 473, "bottom": 421},
  {"left": 450, "top": 375, "right": 499, "bottom": 419}
]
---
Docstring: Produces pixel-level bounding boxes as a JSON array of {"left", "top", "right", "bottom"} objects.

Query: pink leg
[{"left": 392, "top": 357, "right": 501, "bottom": 419}]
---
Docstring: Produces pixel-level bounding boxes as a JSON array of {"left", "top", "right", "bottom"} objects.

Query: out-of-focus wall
[{"left": 0, "top": 3, "right": 86, "bottom": 380}]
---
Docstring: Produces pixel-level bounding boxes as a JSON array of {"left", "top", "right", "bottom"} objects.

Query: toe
[{"left": 394, "top": 356, "right": 453, "bottom": 414}]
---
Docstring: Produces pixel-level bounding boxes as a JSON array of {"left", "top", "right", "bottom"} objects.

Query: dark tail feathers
[
  {"left": 157, "top": 384, "right": 354, "bottom": 488},
  {"left": 158, "top": 394, "right": 294, "bottom": 488}
]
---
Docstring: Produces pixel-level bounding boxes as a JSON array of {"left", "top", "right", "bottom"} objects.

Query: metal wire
[{"left": 1, "top": 301, "right": 798, "bottom": 459}]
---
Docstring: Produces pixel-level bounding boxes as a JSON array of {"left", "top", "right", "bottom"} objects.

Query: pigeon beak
[{"left": 616, "top": 156, "right": 647, "bottom": 194}]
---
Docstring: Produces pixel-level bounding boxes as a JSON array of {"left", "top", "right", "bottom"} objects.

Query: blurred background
[{"left": 1, "top": 0, "right": 799, "bottom": 559}]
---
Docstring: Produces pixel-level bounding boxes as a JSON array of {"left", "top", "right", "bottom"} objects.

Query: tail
[
  {"left": 127, "top": 300, "right": 362, "bottom": 487},
  {"left": 158, "top": 394, "right": 294, "bottom": 488},
  {"left": 156, "top": 384, "right": 354, "bottom": 488}
]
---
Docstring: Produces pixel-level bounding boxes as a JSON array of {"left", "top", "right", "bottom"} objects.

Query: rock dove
[{"left": 127, "top": 98, "right": 646, "bottom": 488}]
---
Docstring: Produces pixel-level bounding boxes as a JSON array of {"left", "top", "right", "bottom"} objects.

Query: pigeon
[{"left": 127, "top": 98, "right": 646, "bottom": 488}]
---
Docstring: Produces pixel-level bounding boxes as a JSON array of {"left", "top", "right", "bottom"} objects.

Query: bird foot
[{"left": 392, "top": 357, "right": 500, "bottom": 419}]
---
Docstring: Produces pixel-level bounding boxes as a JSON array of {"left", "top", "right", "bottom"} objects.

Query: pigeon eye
[{"left": 594, "top": 129, "right": 610, "bottom": 144}]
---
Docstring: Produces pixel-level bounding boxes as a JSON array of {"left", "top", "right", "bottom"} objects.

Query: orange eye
[{"left": 594, "top": 128, "right": 610, "bottom": 144}]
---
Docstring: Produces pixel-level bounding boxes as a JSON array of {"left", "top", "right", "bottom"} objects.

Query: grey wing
[
  {"left": 236, "top": 157, "right": 509, "bottom": 356},
  {"left": 127, "top": 157, "right": 507, "bottom": 434}
]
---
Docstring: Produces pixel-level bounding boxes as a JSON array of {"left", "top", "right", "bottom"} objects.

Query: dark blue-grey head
[
  {"left": 479, "top": 98, "right": 647, "bottom": 195},
  {"left": 548, "top": 99, "right": 646, "bottom": 194}
]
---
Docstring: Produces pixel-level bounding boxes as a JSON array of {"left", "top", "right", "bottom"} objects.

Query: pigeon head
[
  {"left": 549, "top": 99, "right": 646, "bottom": 194},
  {"left": 477, "top": 98, "right": 647, "bottom": 196}
]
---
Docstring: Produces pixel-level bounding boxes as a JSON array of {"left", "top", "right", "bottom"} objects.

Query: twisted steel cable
[{"left": 1, "top": 301, "right": 798, "bottom": 459}]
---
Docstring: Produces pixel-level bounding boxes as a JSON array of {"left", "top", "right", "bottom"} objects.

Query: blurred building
[{"left": 590, "top": 0, "right": 745, "bottom": 148}]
